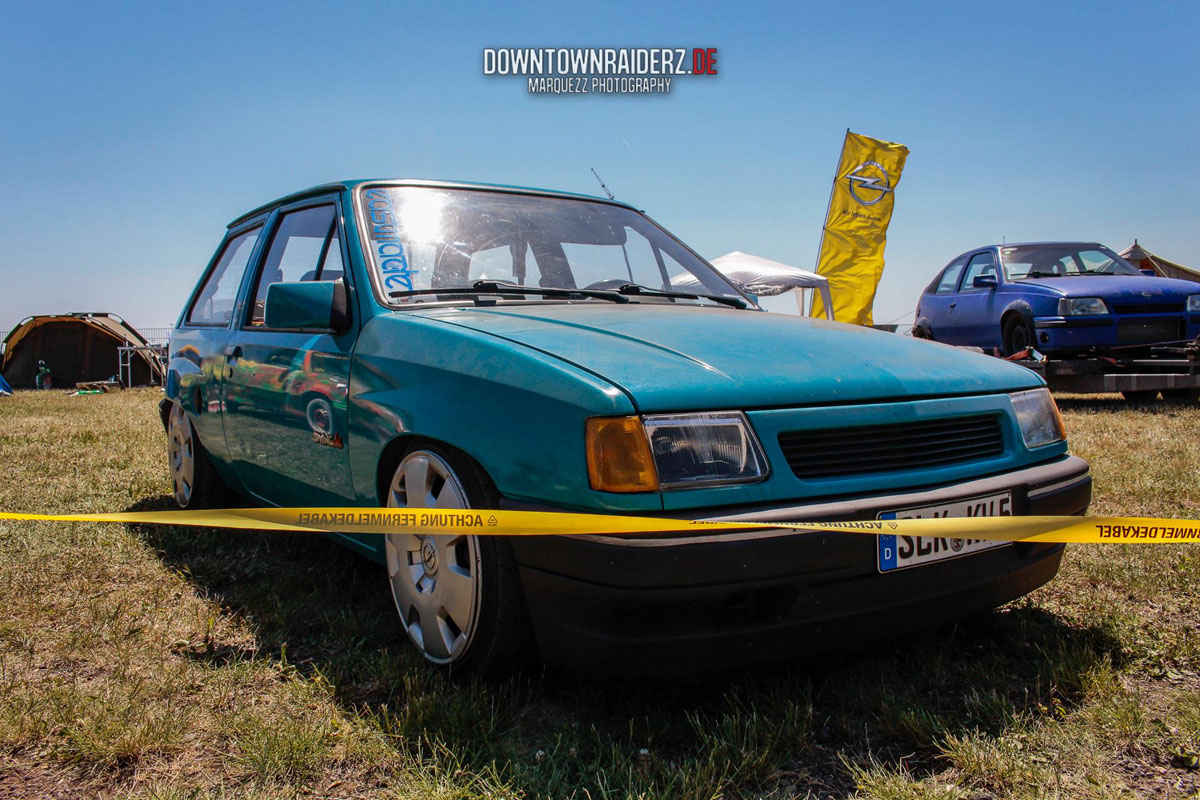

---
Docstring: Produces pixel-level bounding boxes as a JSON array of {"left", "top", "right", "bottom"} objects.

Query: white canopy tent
[{"left": 703, "top": 251, "right": 834, "bottom": 319}]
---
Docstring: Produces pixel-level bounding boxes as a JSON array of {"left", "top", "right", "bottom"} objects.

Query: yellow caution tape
[{"left": 1, "top": 508, "right": 1199, "bottom": 544}]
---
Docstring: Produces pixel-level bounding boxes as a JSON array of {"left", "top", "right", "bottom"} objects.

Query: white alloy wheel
[
  {"left": 167, "top": 403, "right": 196, "bottom": 507},
  {"left": 384, "top": 450, "right": 482, "bottom": 664}
]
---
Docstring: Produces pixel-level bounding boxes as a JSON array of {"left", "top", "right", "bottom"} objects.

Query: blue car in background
[{"left": 914, "top": 242, "right": 1200, "bottom": 362}]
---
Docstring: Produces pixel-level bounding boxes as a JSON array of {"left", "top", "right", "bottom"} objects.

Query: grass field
[{"left": 1, "top": 388, "right": 1199, "bottom": 799}]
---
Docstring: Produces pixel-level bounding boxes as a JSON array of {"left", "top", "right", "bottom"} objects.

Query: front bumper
[
  {"left": 505, "top": 455, "right": 1090, "bottom": 679},
  {"left": 1034, "top": 315, "right": 1200, "bottom": 353}
]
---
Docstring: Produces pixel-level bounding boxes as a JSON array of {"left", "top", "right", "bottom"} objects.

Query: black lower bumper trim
[{"left": 506, "top": 456, "right": 1090, "bottom": 679}]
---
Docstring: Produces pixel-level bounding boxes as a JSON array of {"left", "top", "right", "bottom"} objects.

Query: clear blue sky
[{"left": 2, "top": 0, "right": 1197, "bottom": 335}]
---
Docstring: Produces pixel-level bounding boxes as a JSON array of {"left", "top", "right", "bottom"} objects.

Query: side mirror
[
  {"left": 973, "top": 275, "right": 998, "bottom": 289},
  {"left": 1140, "top": 269, "right": 1157, "bottom": 277},
  {"left": 265, "top": 280, "right": 350, "bottom": 330}
]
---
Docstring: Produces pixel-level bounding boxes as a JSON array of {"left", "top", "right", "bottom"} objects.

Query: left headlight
[
  {"left": 1188, "top": 294, "right": 1200, "bottom": 313},
  {"left": 586, "top": 412, "right": 768, "bottom": 492},
  {"left": 1010, "top": 388, "right": 1066, "bottom": 449},
  {"left": 1058, "top": 297, "right": 1109, "bottom": 315}
]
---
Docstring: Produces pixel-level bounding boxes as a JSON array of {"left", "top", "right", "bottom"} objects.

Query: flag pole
[{"left": 807, "top": 128, "right": 849, "bottom": 317}]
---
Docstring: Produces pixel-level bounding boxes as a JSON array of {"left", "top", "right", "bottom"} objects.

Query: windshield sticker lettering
[{"left": 364, "top": 189, "right": 419, "bottom": 294}]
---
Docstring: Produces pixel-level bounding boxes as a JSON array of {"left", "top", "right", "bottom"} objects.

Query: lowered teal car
[{"left": 164, "top": 179, "right": 1091, "bottom": 678}]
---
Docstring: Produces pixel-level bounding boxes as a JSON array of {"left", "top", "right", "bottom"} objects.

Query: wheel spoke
[
  {"left": 421, "top": 608, "right": 451, "bottom": 659},
  {"left": 403, "top": 458, "right": 430, "bottom": 507},
  {"left": 434, "top": 481, "right": 465, "bottom": 508},
  {"left": 439, "top": 565, "right": 474, "bottom": 630}
]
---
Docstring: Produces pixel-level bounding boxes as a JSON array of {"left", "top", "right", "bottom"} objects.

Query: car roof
[{"left": 227, "top": 178, "right": 637, "bottom": 229}]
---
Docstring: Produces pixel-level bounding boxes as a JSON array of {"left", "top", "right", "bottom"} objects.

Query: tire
[
  {"left": 383, "top": 446, "right": 534, "bottom": 677},
  {"left": 1002, "top": 315, "right": 1035, "bottom": 357},
  {"left": 166, "top": 402, "right": 229, "bottom": 508},
  {"left": 1162, "top": 389, "right": 1199, "bottom": 403},
  {"left": 1121, "top": 390, "right": 1159, "bottom": 403}
]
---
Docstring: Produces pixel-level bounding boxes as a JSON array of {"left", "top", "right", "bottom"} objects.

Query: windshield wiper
[
  {"left": 613, "top": 283, "right": 747, "bottom": 309},
  {"left": 389, "top": 280, "right": 631, "bottom": 304}
]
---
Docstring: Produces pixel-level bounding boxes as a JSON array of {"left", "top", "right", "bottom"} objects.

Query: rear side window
[
  {"left": 247, "top": 204, "right": 340, "bottom": 327},
  {"left": 186, "top": 227, "right": 262, "bottom": 326},
  {"left": 932, "top": 258, "right": 966, "bottom": 294}
]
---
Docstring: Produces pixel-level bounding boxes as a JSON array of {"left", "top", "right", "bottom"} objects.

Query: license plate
[{"left": 876, "top": 492, "right": 1012, "bottom": 572}]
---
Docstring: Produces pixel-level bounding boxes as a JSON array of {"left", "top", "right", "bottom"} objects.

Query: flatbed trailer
[{"left": 1010, "top": 340, "right": 1200, "bottom": 398}]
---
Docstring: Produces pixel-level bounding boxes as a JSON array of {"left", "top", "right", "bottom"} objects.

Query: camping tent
[
  {"left": 0, "top": 372, "right": 11, "bottom": 395},
  {"left": 0, "top": 313, "right": 162, "bottom": 388},
  {"left": 696, "top": 251, "right": 834, "bottom": 319},
  {"left": 1120, "top": 241, "right": 1200, "bottom": 283}
]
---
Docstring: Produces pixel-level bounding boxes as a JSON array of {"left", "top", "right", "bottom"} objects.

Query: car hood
[
  {"left": 1014, "top": 274, "right": 1199, "bottom": 299},
  {"left": 415, "top": 304, "right": 1041, "bottom": 411}
]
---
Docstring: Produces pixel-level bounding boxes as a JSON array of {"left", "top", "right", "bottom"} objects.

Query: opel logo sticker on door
[{"left": 845, "top": 161, "right": 893, "bottom": 206}]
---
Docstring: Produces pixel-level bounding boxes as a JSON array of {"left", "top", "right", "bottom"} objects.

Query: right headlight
[
  {"left": 1010, "top": 388, "right": 1066, "bottom": 449},
  {"left": 1058, "top": 297, "right": 1109, "bottom": 316},
  {"left": 1187, "top": 294, "right": 1200, "bottom": 313}
]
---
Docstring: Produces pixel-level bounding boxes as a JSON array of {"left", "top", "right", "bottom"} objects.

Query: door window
[
  {"left": 248, "top": 205, "right": 340, "bottom": 326},
  {"left": 932, "top": 258, "right": 966, "bottom": 294},
  {"left": 186, "top": 227, "right": 262, "bottom": 326},
  {"left": 960, "top": 252, "right": 997, "bottom": 290}
]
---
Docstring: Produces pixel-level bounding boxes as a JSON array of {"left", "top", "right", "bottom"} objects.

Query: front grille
[
  {"left": 1111, "top": 301, "right": 1185, "bottom": 314},
  {"left": 778, "top": 415, "right": 1004, "bottom": 479},
  {"left": 1116, "top": 318, "right": 1184, "bottom": 344}
]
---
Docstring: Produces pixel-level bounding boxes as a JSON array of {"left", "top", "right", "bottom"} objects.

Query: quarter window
[
  {"left": 248, "top": 205, "right": 341, "bottom": 327},
  {"left": 186, "top": 227, "right": 262, "bottom": 326}
]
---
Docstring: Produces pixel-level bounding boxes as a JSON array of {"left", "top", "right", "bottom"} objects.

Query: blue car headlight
[
  {"left": 643, "top": 412, "right": 768, "bottom": 489},
  {"left": 1057, "top": 297, "right": 1109, "bottom": 316},
  {"left": 1188, "top": 294, "right": 1200, "bottom": 313},
  {"left": 1010, "top": 388, "right": 1066, "bottom": 449}
]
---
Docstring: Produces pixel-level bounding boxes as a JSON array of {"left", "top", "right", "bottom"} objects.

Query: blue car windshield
[
  {"left": 1001, "top": 244, "right": 1140, "bottom": 279},
  {"left": 357, "top": 186, "right": 744, "bottom": 305}
]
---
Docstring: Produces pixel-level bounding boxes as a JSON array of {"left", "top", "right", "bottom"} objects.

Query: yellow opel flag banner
[
  {"left": 810, "top": 130, "right": 909, "bottom": 325},
  {"left": 2, "top": 507, "right": 1200, "bottom": 544}
]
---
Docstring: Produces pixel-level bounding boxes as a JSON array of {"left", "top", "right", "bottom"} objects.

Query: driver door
[{"left": 221, "top": 199, "right": 357, "bottom": 506}]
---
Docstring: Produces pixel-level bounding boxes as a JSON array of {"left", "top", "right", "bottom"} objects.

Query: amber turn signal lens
[{"left": 586, "top": 416, "right": 659, "bottom": 493}]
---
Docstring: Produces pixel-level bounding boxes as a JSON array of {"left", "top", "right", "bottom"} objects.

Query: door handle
[
  {"left": 224, "top": 345, "right": 243, "bottom": 359},
  {"left": 949, "top": 302, "right": 957, "bottom": 309}
]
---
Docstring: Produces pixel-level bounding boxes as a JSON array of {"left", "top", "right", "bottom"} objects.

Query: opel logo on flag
[{"left": 846, "top": 161, "right": 893, "bottom": 206}]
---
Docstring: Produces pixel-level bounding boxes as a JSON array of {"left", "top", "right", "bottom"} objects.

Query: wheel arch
[
  {"left": 375, "top": 434, "right": 499, "bottom": 507},
  {"left": 1000, "top": 300, "right": 1034, "bottom": 329}
]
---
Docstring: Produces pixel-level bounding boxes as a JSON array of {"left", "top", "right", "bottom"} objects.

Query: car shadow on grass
[{"left": 122, "top": 494, "right": 1126, "bottom": 795}]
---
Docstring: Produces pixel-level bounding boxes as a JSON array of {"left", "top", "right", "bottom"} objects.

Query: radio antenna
[{"left": 590, "top": 168, "right": 615, "bottom": 200}]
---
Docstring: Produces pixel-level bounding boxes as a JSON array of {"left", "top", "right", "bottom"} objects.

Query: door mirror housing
[
  {"left": 972, "top": 275, "right": 998, "bottom": 289},
  {"left": 264, "top": 280, "right": 350, "bottom": 330},
  {"left": 1140, "top": 268, "right": 1157, "bottom": 277}
]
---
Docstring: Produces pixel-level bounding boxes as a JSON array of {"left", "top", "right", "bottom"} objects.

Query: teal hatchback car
[{"left": 165, "top": 179, "right": 1091, "bottom": 678}]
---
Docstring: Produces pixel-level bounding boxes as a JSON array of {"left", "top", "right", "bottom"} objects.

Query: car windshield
[
  {"left": 1000, "top": 244, "right": 1140, "bottom": 279},
  {"left": 357, "top": 186, "right": 745, "bottom": 305}
]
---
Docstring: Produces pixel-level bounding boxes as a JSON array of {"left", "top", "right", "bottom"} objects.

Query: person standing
[{"left": 35, "top": 360, "right": 52, "bottom": 390}]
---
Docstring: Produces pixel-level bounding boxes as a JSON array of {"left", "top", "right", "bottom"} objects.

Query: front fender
[
  {"left": 347, "top": 313, "right": 660, "bottom": 513},
  {"left": 1001, "top": 299, "right": 1035, "bottom": 325}
]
